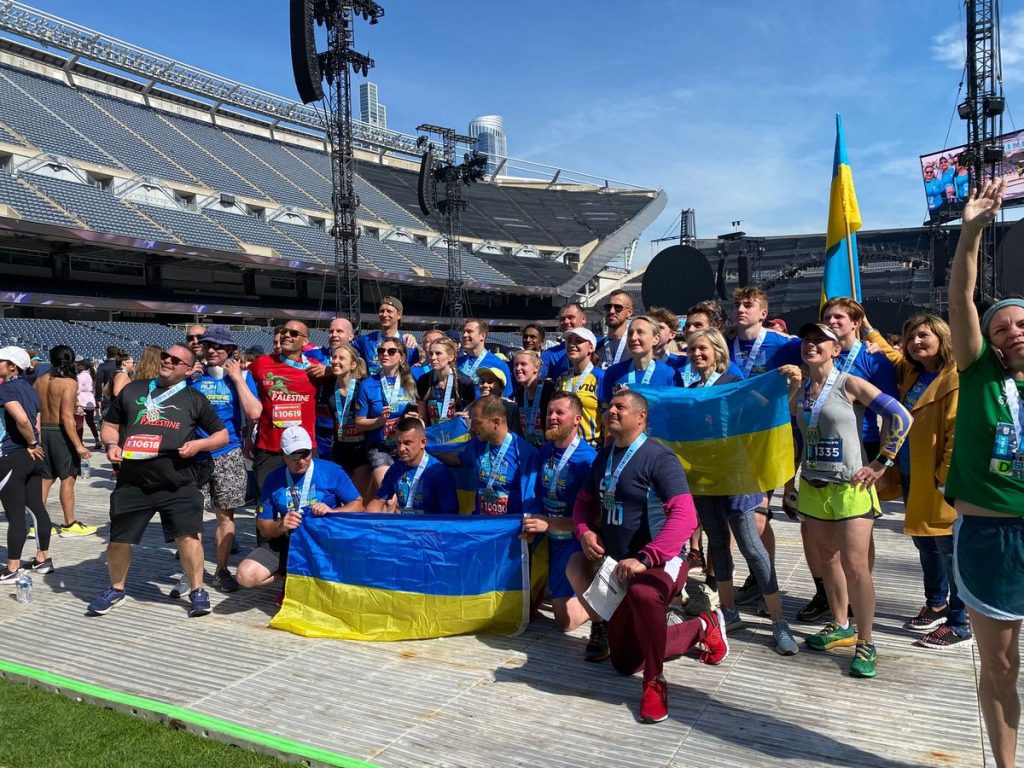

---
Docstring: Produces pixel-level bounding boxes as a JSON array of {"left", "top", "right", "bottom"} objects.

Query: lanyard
[
  {"left": 281, "top": 353, "right": 311, "bottom": 371},
  {"left": 1005, "top": 375, "right": 1024, "bottom": 448},
  {"left": 464, "top": 351, "right": 488, "bottom": 378},
  {"left": 402, "top": 453, "right": 431, "bottom": 511},
  {"left": 733, "top": 327, "right": 767, "bottom": 377},
  {"left": 803, "top": 366, "right": 841, "bottom": 430},
  {"left": 604, "top": 433, "right": 647, "bottom": 496},
  {"left": 381, "top": 374, "right": 402, "bottom": 406},
  {"left": 607, "top": 323, "right": 630, "bottom": 366},
  {"left": 523, "top": 381, "right": 543, "bottom": 437},
  {"left": 484, "top": 433, "right": 514, "bottom": 492},
  {"left": 286, "top": 461, "right": 314, "bottom": 510},
  {"left": 565, "top": 363, "right": 593, "bottom": 393},
  {"left": 436, "top": 371, "right": 454, "bottom": 421},
  {"left": 626, "top": 359, "right": 657, "bottom": 385},
  {"left": 333, "top": 379, "right": 356, "bottom": 429},
  {"left": 837, "top": 339, "right": 862, "bottom": 376},
  {"left": 547, "top": 435, "right": 581, "bottom": 498},
  {"left": 146, "top": 379, "right": 186, "bottom": 416},
  {"left": 902, "top": 375, "right": 931, "bottom": 410},
  {"left": 698, "top": 371, "right": 722, "bottom": 388}
]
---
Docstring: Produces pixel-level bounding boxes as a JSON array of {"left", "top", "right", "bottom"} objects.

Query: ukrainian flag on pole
[{"left": 822, "top": 114, "right": 863, "bottom": 304}]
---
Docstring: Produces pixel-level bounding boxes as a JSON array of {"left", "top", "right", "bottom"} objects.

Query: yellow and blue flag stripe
[
  {"left": 636, "top": 374, "right": 795, "bottom": 496},
  {"left": 270, "top": 514, "right": 529, "bottom": 641},
  {"left": 823, "top": 113, "right": 862, "bottom": 303},
  {"left": 424, "top": 417, "right": 476, "bottom": 513}
]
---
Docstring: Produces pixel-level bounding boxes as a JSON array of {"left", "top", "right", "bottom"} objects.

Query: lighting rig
[{"left": 416, "top": 124, "right": 489, "bottom": 326}]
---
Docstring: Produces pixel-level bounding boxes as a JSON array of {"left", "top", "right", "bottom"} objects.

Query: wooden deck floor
[{"left": 1, "top": 457, "right": 1018, "bottom": 768}]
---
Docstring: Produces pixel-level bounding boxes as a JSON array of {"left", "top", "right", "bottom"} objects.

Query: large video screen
[{"left": 920, "top": 128, "right": 1024, "bottom": 217}]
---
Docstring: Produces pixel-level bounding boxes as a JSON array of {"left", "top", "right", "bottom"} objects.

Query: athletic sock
[{"left": 813, "top": 576, "right": 825, "bottom": 596}]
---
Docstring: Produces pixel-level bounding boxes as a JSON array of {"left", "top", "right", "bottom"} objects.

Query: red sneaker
[
  {"left": 697, "top": 608, "right": 730, "bottom": 665},
  {"left": 639, "top": 676, "right": 668, "bottom": 723}
]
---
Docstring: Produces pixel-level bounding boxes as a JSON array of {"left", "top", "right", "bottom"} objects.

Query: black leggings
[
  {"left": 76, "top": 409, "right": 99, "bottom": 442},
  {"left": 0, "top": 449, "right": 51, "bottom": 560}
]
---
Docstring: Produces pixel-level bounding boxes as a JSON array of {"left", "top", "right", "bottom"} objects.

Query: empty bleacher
[
  {"left": 203, "top": 208, "right": 319, "bottom": 263},
  {"left": 0, "top": 172, "right": 80, "bottom": 227}
]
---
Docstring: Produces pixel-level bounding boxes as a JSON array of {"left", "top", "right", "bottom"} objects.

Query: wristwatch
[
  {"left": 636, "top": 551, "right": 653, "bottom": 568},
  {"left": 875, "top": 454, "right": 895, "bottom": 469}
]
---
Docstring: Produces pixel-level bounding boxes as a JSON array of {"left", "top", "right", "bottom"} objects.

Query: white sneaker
[{"left": 169, "top": 574, "right": 190, "bottom": 600}]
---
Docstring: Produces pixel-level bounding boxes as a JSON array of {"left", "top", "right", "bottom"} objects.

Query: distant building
[
  {"left": 359, "top": 82, "right": 387, "bottom": 128},
  {"left": 469, "top": 115, "right": 508, "bottom": 177}
]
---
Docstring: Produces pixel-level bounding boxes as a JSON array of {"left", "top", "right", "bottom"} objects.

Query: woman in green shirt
[{"left": 947, "top": 178, "right": 1024, "bottom": 768}]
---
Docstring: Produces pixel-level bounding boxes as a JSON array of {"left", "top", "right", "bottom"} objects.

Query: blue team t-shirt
[
  {"left": 537, "top": 438, "right": 598, "bottom": 540},
  {"left": 541, "top": 345, "right": 568, "bottom": 381},
  {"left": 0, "top": 377, "right": 40, "bottom": 455},
  {"left": 353, "top": 331, "right": 417, "bottom": 377},
  {"left": 376, "top": 454, "right": 459, "bottom": 514},
  {"left": 457, "top": 434, "right": 541, "bottom": 516},
  {"left": 355, "top": 374, "right": 418, "bottom": 447},
  {"left": 599, "top": 359, "right": 678, "bottom": 408},
  {"left": 456, "top": 351, "right": 513, "bottom": 397},
  {"left": 191, "top": 370, "right": 258, "bottom": 457},
  {"left": 731, "top": 330, "right": 802, "bottom": 377},
  {"left": 897, "top": 369, "right": 939, "bottom": 477},
  {"left": 257, "top": 459, "right": 360, "bottom": 520},
  {"left": 835, "top": 343, "right": 899, "bottom": 444}
]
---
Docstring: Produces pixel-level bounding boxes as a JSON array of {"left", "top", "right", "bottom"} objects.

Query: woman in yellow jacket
[{"left": 864, "top": 313, "right": 971, "bottom": 650}]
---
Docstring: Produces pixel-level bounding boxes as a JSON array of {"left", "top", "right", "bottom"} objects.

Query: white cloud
[{"left": 932, "top": 10, "right": 1024, "bottom": 84}]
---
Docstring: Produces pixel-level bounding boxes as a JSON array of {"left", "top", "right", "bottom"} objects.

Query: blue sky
[{"left": 14, "top": 1, "right": 1024, "bottom": 265}]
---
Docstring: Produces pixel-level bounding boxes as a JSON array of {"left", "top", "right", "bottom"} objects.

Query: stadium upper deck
[{"left": 0, "top": 8, "right": 666, "bottom": 318}]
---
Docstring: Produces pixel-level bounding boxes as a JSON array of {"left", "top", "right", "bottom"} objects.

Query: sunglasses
[
  {"left": 377, "top": 347, "right": 401, "bottom": 356},
  {"left": 604, "top": 303, "right": 627, "bottom": 312},
  {"left": 281, "top": 329, "right": 307, "bottom": 339},
  {"left": 160, "top": 352, "right": 190, "bottom": 367},
  {"left": 287, "top": 450, "right": 312, "bottom": 460},
  {"left": 204, "top": 343, "right": 233, "bottom": 351},
  {"left": 186, "top": 334, "right": 204, "bottom": 342}
]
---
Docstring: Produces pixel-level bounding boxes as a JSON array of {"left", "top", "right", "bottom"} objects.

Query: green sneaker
[
  {"left": 849, "top": 640, "right": 877, "bottom": 678},
  {"left": 805, "top": 621, "right": 857, "bottom": 651}
]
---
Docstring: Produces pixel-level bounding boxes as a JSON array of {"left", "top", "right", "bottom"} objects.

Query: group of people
[
  {"left": 0, "top": 188, "right": 1021, "bottom": 755},
  {"left": 922, "top": 152, "right": 971, "bottom": 211}
]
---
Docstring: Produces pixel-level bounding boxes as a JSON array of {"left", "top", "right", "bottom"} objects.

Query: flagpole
[{"left": 844, "top": 218, "right": 856, "bottom": 299}]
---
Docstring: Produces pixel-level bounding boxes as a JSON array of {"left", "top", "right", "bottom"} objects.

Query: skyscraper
[
  {"left": 359, "top": 82, "right": 387, "bottom": 128},
  {"left": 468, "top": 115, "right": 508, "bottom": 177}
]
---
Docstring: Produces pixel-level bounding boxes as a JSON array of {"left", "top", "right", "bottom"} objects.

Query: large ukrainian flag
[
  {"left": 636, "top": 374, "right": 795, "bottom": 496},
  {"left": 822, "top": 114, "right": 863, "bottom": 303},
  {"left": 424, "top": 417, "right": 476, "bottom": 513},
  {"left": 270, "top": 514, "right": 529, "bottom": 641}
]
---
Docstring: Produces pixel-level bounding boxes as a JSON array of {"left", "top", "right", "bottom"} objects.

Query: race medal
[
  {"left": 805, "top": 428, "right": 819, "bottom": 468},
  {"left": 1012, "top": 452, "right": 1024, "bottom": 480},
  {"left": 122, "top": 433, "right": 162, "bottom": 460}
]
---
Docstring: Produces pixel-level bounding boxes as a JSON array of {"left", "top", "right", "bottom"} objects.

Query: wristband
[
  {"left": 636, "top": 551, "right": 653, "bottom": 569},
  {"left": 874, "top": 454, "right": 895, "bottom": 468},
  {"left": 105, "top": 442, "right": 119, "bottom": 451}
]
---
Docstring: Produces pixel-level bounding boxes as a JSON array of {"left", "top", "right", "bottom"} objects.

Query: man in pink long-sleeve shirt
[{"left": 568, "top": 390, "right": 729, "bottom": 725}]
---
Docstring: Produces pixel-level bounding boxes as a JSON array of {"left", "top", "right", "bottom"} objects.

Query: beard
[{"left": 544, "top": 422, "right": 577, "bottom": 443}]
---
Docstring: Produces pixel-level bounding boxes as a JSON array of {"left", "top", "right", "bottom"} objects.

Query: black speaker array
[
  {"left": 418, "top": 148, "right": 435, "bottom": 216},
  {"left": 931, "top": 231, "right": 950, "bottom": 287},
  {"left": 737, "top": 254, "right": 751, "bottom": 286},
  {"left": 290, "top": 0, "right": 324, "bottom": 104}
]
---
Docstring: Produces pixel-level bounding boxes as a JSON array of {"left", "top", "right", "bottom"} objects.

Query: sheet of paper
[{"left": 582, "top": 556, "right": 627, "bottom": 621}]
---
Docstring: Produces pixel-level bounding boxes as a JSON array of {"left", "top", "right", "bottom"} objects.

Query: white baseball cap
[
  {"left": 564, "top": 327, "right": 597, "bottom": 347},
  {"left": 280, "top": 426, "right": 313, "bottom": 455},
  {"left": 0, "top": 346, "right": 32, "bottom": 371}
]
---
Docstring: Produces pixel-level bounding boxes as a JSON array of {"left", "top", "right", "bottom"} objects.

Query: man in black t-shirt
[
  {"left": 568, "top": 390, "right": 728, "bottom": 725},
  {"left": 89, "top": 343, "right": 228, "bottom": 618}
]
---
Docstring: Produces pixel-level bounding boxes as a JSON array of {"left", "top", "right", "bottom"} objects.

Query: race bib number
[
  {"left": 429, "top": 400, "right": 455, "bottom": 423},
  {"left": 383, "top": 417, "right": 400, "bottom": 441},
  {"left": 122, "top": 433, "right": 163, "bottom": 460},
  {"left": 272, "top": 403, "right": 303, "bottom": 428},
  {"left": 336, "top": 423, "right": 361, "bottom": 442},
  {"left": 806, "top": 435, "right": 843, "bottom": 470},
  {"left": 479, "top": 490, "right": 509, "bottom": 516},
  {"left": 989, "top": 422, "right": 1018, "bottom": 477},
  {"left": 542, "top": 497, "right": 573, "bottom": 540}
]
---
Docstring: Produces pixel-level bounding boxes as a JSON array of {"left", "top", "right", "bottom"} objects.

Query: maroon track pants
[{"left": 608, "top": 562, "right": 706, "bottom": 681}]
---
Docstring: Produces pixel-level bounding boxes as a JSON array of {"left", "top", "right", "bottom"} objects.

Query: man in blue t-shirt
[
  {"left": 235, "top": 427, "right": 363, "bottom": 590},
  {"left": 542, "top": 302, "right": 588, "bottom": 382},
  {"left": 352, "top": 297, "right": 419, "bottom": 377},
  {"left": 189, "top": 326, "right": 262, "bottom": 594},
  {"left": 523, "top": 392, "right": 597, "bottom": 633},
  {"left": 368, "top": 416, "right": 458, "bottom": 514},
  {"left": 731, "top": 287, "right": 802, "bottom": 377},
  {"left": 457, "top": 318, "right": 512, "bottom": 397},
  {"left": 440, "top": 395, "right": 539, "bottom": 516}
]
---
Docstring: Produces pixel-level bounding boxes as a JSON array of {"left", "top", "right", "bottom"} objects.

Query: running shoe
[
  {"left": 720, "top": 606, "right": 744, "bottom": 631},
  {"left": 639, "top": 676, "right": 669, "bottom": 724},
  {"left": 805, "top": 621, "right": 857, "bottom": 651},
  {"left": 849, "top": 640, "right": 877, "bottom": 678},
  {"left": 25, "top": 527, "right": 35, "bottom": 540},
  {"left": 188, "top": 588, "right": 212, "bottom": 617},
  {"left": 734, "top": 574, "right": 761, "bottom": 606},
  {"left": 697, "top": 608, "right": 730, "bottom": 665},
  {"left": 22, "top": 557, "right": 54, "bottom": 574},
  {"left": 917, "top": 624, "right": 974, "bottom": 650},
  {"left": 685, "top": 548, "right": 705, "bottom": 574},
  {"left": 904, "top": 604, "right": 948, "bottom": 633},
  {"left": 666, "top": 607, "right": 688, "bottom": 626},
  {"left": 87, "top": 587, "right": 127, "bottom": 615},
  {"left": 685, "top": 582, "right": 720, "bottom": 616},
  {"left": 772, "top": 620, "right": 799, "bottom": 656},
  {"left": 796, "top": 591, "right": 831, "bottom": 622},
  {"left": 60, "top": 521, "right": 98, "bottom": 537},
  {"left": 212, "top": 567, "right": 239, "bottom": 593},
  {"left": 755, "top": 598, "right": 770, "bottom": 618},
  {"left": 585, "top": 621, "right": 610, "bottom": 662},
  {"left": 169, "top": 574, "right": 191, "bottom": 600},
  {"left": 0, "top": 565, "right": 21, "bottom": 582}
]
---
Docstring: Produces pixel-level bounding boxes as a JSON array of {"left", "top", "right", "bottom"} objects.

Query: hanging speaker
[
  {"left": 737, "top": 254, "right": 751, "bottom": 286},
  {"left": 290, "top": 0, "right": 324, "bottom": 104},
  {"left": 418, "top": 148, "right": 435, "bottom": 216},
  {"left": 932, "top": 232, "right": 950, "bottom": 287}
]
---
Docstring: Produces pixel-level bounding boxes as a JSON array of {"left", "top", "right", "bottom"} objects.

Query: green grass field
[{"left": 0, "top": 678, "right": 306, "bottom": 768}]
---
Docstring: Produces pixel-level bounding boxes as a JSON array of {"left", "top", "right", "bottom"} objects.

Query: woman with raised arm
[
  {"left": 781, "top": 322, "right": 912, "bottom": 679},
  {"left": 861, "top": 313, "right": 967, "bottom": 649},
  {"left": 356, "top": 338, "right": 419, "bottom": 490},
  {"left": 415, "top": 337, "right": 475, "bottom": 426},
  {"left": 945, "top": 178, "right": 1023, "bottom": 768}
]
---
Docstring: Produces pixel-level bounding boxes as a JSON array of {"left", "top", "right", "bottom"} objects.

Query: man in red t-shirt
[{"left": 248, "top": 320, "right": 318, "bottom": 491}]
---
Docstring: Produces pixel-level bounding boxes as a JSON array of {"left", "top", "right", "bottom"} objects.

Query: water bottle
[
  {"left": 15, "top": 571, "right": 32, "bottom": 605},
  {"left": 81, "top": 459, "right": 91, "bottom": 480}
]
